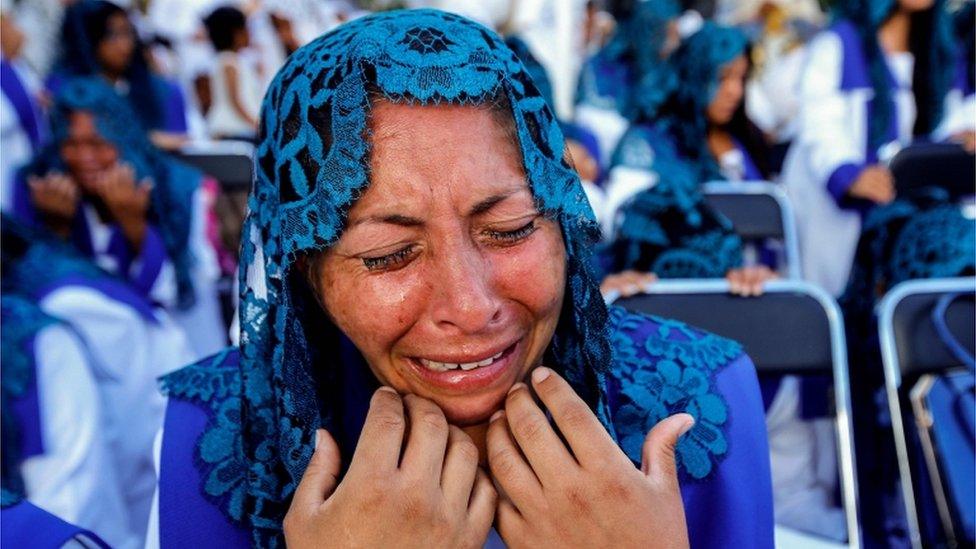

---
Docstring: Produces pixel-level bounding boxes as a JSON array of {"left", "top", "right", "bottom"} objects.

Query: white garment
[
  {"left": 21, "top": 324, "right": 138, "bottom": 549},
  {"left": 934, "top": 87, "right": 976, "bottom": 141},
  {"left": 0, "top": 59, "right": 42, "bottom": 213},
  {"left": 82, "top": 204, "right": 178, "bottom": 308},
  {"left": 599, "top": 165, "right": 658, "bottom": 241},
  {"left": 168, "top": 184, "right": 228, "bottom": 359},
  {"left": 573, "top": 103, "right": 629, "bottom": 170},
  {"left": 765, "top": 376, "right": 847, "bottom": 542},
  {"left": 206, "top": 51, "right": 263, "bottom": 138},
  {"left": 39, "top": 286, "right": 193, "bottom": 544},
  {"left": 780, "top": 30, "right": 916, "bottom": 296}
]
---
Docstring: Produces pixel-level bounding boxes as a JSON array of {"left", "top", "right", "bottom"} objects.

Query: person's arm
[
  {"left": 793, "top": 32, "right": 874, "bottom": 205},
  {"left": 20, "top": 325, "right": 138, "bottom": 549},
  {"left": 223, "top": 58, "right": 258, "bottom": 129},
  {"left": 116, "top": 224, "right": 179, "bottom": 308}
]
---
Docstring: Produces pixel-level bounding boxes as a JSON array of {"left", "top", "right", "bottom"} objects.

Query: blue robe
[{"left": 153, "top": 307, "right": 774, "bottom": 548}]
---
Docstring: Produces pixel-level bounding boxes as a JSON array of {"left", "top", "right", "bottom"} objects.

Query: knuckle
[
  {"left": 416, "top": 408, "right": 447, "bottom": 432},
  {"left": 512, "top": 414, "right": 547, "bottom": 443},
  {"left": 488, "top": 448, "right": 521, "bottom": 479},
  {"left": 451, "top": 438, "right": 479, "bottom": 463},
  {"left": 563, "top": 485, "right": 592, "bottom": 516},
  {"left": 371, "top": 410, "right": 406, "bottom": 432},
  {"left": 560, "top": 404, "right": 591, "bottom": 430}
]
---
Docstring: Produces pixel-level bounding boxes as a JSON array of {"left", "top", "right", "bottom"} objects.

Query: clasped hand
[{"left": 284, "top": 368, "right": 693, "bottom": 548}]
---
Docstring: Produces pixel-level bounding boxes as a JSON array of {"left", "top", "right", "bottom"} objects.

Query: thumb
[
  {"left": 291, "top": 429, "right": 342, "bottom": 508},
  {"left": 641, "top": 413, "right": 694, "bottom": 481}
]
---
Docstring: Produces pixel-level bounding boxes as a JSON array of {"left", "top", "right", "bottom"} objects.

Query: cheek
[
  {"left": 493, "top": 225, "right": 566, "bottom": 319},
  {"left": 321, "top": 265, "right": 426, "bottom": 368}
]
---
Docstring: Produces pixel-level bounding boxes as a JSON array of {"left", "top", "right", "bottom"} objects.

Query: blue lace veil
[
  {"left": 831, "top": 0, "right": 956, "bottom": 148},
  {"left": 165, "top": 10, "right": 613, "bottom": 545},
  {"left": 23, "top": 77, "right": 201, "bottom": 308},
  {"left": 630, "top": 22, "right": 748, "bottom": 181}
]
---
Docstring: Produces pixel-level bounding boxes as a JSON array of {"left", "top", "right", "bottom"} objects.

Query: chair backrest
[
  {"left": 613, "top": 279, "right": 860, "bottom": 547},
  {"left": 877, "top": 277, "right": 976, "bottom": 549},
  {"left": 889, "top": 143, "right": 975, "bottom": 201},
  {"left": 177, "top": 141, "right": 255, "bottom": 191},
  {"left": 703, "top": 181, "right": 802, "bottom": 277},
  {"left": 879, "top": 278, "right": 976, "bottom": 384},
  {"left": 615, "top": 279, "right": 835, "bottom": 374}
]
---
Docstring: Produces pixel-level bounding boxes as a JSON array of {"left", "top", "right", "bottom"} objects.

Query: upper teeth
[{"left": 420, "top": 351, "right": 504, "bottom": 372}]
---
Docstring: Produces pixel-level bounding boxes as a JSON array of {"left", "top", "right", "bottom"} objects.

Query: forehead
[
  {"left": 67, "top": 111, "right": 99, "bottom": 136},
  {"left": 350, "top": 101, "right": 527, "bottom": 213}
]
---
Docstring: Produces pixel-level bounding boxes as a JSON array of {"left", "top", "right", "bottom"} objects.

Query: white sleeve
[
  {"left": 600, "top": 165, "right": 657, "bottom": 241},
  {"left": 144, "top": 426, "right": 164, "bottom": 549},
  {"left": 793, "top": 32, "right": 868, "bottom": 187},
  {"left": 934, "top": 88, "right": 976, "bottom": 141},
  {"left": 20, "top": 325, "right": 140, "bottom": 549}
]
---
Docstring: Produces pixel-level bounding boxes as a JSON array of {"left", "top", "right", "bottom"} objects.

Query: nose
[{"left": 428, "top": 240, "right": 502, "bottom": 334}]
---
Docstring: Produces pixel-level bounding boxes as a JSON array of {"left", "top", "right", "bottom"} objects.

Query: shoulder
[
  {"left": 611, "top": 124, "right": 674, "bottom": 170},
  {"left": 604, "top": 306, "right": 751, "bottom": 480},
  {"left": 156, "top": 348, "right": 250, "bottom": 545}
]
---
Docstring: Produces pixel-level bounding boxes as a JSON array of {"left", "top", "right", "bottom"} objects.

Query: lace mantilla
[
  {"left": 163, "top": 10, "right": 614, "bottom": 546},
  {"left": 607, "top": 307, "right": 742, "bottom": 479}
]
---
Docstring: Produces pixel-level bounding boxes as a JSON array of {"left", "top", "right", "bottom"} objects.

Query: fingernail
[
  {"left": 679, "top": 416, "right": 695, "bottom": 437},
  {"left": 315, "top": 428, "right": 324, "bottom": 450},
  {"left": 377, "top": 386, "right": 397, "bottom": 394},
  {"left": 490, "top": 410, "right": 504, "bottom": 422},
  {"left": 531, "top": 367, "right": 551, "bottom": 384},
  {"left": 508, "top": 382, "right": 525, "bottom": 395}
]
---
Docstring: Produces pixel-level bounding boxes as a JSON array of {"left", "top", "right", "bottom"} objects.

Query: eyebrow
[{"left": 350, "top": 190, "right": 524, "bottom": 228}]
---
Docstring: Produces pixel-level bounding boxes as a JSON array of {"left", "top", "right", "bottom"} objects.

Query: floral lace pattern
[
  {"left": 607, "top": 307, "right": 742, "bottom": 479},
  {"left": 162, "top": 10, "right": 614, "bottom": 546}
]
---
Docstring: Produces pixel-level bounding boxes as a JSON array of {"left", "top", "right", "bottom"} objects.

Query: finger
[
  {"left": 486, "top": 410, "right": 542, "bottom": 510},
  {"left": 442, "top": 425, "right": 480, "bottom": 507},
  {"left": 529, "top": 367, "right": 624, "bottom": 467},
  {"left": 726, "top": 270, "right": 744, "bottom": 296},
  {"left": 349, "top": 387, "right": 406, "bottom": 474},
  {"left": 504, "top": 383, "right": 576, "bottom": 484},
  {"left": 400, "top": 394, "right": 449, "bottom": 482},
  {"left": 291, "top": 429, "right": 342, "bottom": 509},
  {"left": 641, "top": 413, "right": 695, "bottom": 483},
  {"left": 494, "top": 495, "right": 525, "bottom": 542},
  {"left": 465, "top": 468, "right": 497, "bottom": 538}
]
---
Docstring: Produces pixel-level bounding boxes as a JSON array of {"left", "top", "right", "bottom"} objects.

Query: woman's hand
[
  {"left": 284, "top": 388, "right": 497, "bottom": 549},
  {"left": 847, "top": 165, "right": 895, "bottom": 204},
  {"left": 487, "top": 367, "right": 693, "bottom": 549},
  {"left": 600, "top": 270, "right": 658, "bottom": 299},
  {"left": 28, "top": 172, "right": 79, "bottom": 237},
  {"left": 725, "top": 265, "right": 778, "bottom": 297},
  {"left": 92, "top": 163, "right": 152, "bottom": 250}
]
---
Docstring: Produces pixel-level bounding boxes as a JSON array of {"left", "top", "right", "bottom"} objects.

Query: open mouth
[{"left": 407, "top": 340, "right": 520, "bottom": 392}]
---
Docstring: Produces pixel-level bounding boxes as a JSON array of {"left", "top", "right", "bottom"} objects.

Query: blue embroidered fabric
[
  {"left": 830, "top": 0, "right": 956, "bottom": 148},
  {"left": 0, "top": 296, "right": 59, "bottom": 498},
  {"left": 601, "top": 24, "right": 748, "bottom": 279},
  {"left": 21, "top": 77, "right": 201, "bottom": 308},
  {"left": 576, "top": 0, "right": 680, "bottom": 114},
  {"left": 160, "top": 10, "right": 742, "bottom": 546}
]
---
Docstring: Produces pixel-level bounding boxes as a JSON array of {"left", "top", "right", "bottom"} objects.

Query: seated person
[
  {"left": 1, "top": 491, "right": 110, "bottom": 549},
  {"left": 599, "top": 23, "right": 776, "bottom": 297},
  {"left": 147, "top": 11, "right": 774, "bottom": 548},
  {"left": 49, "top": 0, "right": 189, "bottom": 150},
  {"left": 11, "top": 77, "right": 227, "bottom": 358},
  {"left": 3, "top": 216, "right": 193, "bottom": 544},
  {"left": 1, "top": 295, "right": 135, "bottom": 548}
]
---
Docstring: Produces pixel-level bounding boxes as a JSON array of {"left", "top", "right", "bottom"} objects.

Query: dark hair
[
  {"left": 204, "top": 6, "right": 248, "bottom": 52},
  {"left": 56, "top": 0, "right": 163, "bottom": 131}
]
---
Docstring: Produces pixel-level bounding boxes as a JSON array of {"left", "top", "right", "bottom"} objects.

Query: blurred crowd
[{"left": 0, "top": 0, "right": 973, "bottom": 547}]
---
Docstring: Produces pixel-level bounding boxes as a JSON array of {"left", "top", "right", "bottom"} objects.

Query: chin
[{"left": 435, "top": 390, "right": 510, "bottom": 426}]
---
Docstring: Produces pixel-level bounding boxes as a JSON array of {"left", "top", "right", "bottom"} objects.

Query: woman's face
[
  {"left": 315, "top": 102, "right": 567, "bottom": 426},
  {"left": 706, "top": 53, "right": 748, "bottom": 126},
  {"left": 61, "top": 111, "right": 119, "bottom": 193},
  {"left": 96, "top": 12, "right": 135, "bottom": 77}
]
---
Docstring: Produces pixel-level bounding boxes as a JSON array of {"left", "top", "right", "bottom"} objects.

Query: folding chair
[
  {"left": 878, "top": 277, "right": 976, "bottom": 549},
  {"left": 612, "top": 279, "right": 861, "bottom": 548},
  {"left": 889, "top": 143, "right": 975, "bottom": 201},
  {"left": 703, "top": 181, "right": 802, "bottom": 278},
  {"left": 177, "top": 140, "right": 255, "bottom": 191}
]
